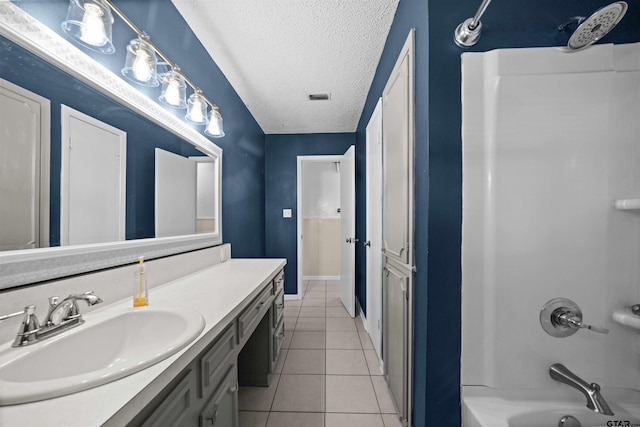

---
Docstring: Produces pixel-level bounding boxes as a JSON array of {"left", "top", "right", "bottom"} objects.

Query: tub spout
[{"left": 549, "top": 363, "right": 614, "bottom": 416}]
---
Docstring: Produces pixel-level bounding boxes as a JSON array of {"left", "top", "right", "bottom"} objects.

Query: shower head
[{"left": 559, "top": 1, "right": 628, "bottom": 52}]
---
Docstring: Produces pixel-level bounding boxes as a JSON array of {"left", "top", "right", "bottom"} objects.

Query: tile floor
[{"left": 239, "top": 280, "right": 402, "bottom": 427}]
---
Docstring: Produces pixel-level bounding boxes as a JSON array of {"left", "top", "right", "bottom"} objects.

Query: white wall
[
  {"left": 302, "top": 161, "right": 341, "bottom": 277},
  {"left": 302, "top": 162, "right": 341, "bottom": 219},
  {"left": 462, "top": 43, "right": 640, "bottom": 390}
]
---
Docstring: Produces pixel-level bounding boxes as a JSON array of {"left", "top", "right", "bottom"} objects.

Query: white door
[
  {"left": 339, "top": 145, "right": 356, "bottom": 317},
  {"left": 61, "top": 106, "right": 126, "bottom": 246},
  {"left": 0, "top": 78, "right": 50, "bottom": 250},
  {"left": 382, "top": 33, "right": 414, "bottom": 266},
  {"left": 366, "top": 98, "right": 384, "bottom": 358},
  {"left": 155, "top": 148, "right": 197, "bottom": 237}
]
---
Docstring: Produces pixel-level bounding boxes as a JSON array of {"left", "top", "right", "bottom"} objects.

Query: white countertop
[{"left": 0, "top": 258, "right": 285, "bottom": 427}]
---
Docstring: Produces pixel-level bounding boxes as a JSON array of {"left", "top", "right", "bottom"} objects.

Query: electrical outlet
[{"left": 283, "top": 209, "right": 292, "bottom": 218}]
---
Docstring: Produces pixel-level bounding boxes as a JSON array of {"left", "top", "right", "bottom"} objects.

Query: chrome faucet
[
  {"left": 549, "top": 363, "right": 614, "bottom": 416},
  {"left": 42, "top": 291, "right": 103, "bottom": 327},
  {"left": 0, "top": 291, "right": 102, "bottom": 347}
]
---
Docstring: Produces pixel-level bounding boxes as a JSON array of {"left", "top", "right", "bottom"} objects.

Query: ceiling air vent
[{"left": 308, "top": 93, "right": 331, "bottom": 101}]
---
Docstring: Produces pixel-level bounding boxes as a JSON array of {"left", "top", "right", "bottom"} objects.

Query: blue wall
[
  {"left": 264, "top": 134, "right": 355, "bottom": 295},
  {"left": 356, "top": 0, "right": 640, "bottom": 425},
  {"left": 12, "top": 0, "right": 266, "bottom": 257},
  {"left": 355, "top": 0, "right": 429, "bottom": 423}
]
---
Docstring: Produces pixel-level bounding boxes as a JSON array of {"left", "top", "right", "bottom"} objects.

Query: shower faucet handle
[
  {"left": 540, "top": 298, "right": 609, "bottom": 337},
  {"left": 557, "top": 312, "right": 609, "bottom": 334}
]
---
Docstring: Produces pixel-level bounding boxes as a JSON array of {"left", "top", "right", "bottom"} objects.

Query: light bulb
[
  {"left": 164, "top": 78, "right": 181, "bottom": 106},
  {"left": 190, "top": 98, "right": 205, "bottom": 123},
  {"left": 79, "top": 3, "right": 108, "bottom": 47},
  {"left": 132, "top": 48, "right": 152, "bottom": 82},
  {"left": 205, "top": 108, "right": 225, "bottom": 138},
  {"left": 186, "top": 93, "right": 208, "bottom": 125}
]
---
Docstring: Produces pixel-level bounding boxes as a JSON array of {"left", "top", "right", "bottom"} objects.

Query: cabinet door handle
[
  {"left": 256, "top": 301, "right": 265, "bottom": 310},
  {"left": 205, "top": 409, "right": 218, "bottom": 425},
  {"left": 277, "top": 303, "right": 284, "bottom": 308}
]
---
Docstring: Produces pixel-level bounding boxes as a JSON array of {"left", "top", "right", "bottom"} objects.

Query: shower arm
[
  {"left": 468, "top": 0, "right": 492, "bottom": 30},
  {"left": 454, "top": 0, "right": 492, "bottom": 47}
]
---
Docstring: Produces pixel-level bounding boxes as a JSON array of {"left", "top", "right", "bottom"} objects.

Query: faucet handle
[
  {"left": 0, "top": 306, "right": 40, "bottom": 347},
  {"left": 561, "top": 314, "right": 609, "bottom": 334},
  {"left": 541, "top": 298, "right": 609, "bottom": 337}
]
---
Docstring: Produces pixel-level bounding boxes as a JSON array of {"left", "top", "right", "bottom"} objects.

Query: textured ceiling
[{"left": 171, "top": 0, "right": 399, "bottom": 134}]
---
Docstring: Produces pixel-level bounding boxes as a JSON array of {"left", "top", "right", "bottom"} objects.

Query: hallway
[{"left": 239, "top": 280, "right": 402, "bottom": 427}]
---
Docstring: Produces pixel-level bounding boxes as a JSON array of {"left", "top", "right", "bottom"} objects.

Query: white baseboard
[
  {"left": 356, "top": 298, "right": 368, "bottom": 332},
  {"left": 303, "top": 275, "right": 340, "bottom": 281},
  {"left": 284, "top": 294, "right": 301, "bottom": 300}
]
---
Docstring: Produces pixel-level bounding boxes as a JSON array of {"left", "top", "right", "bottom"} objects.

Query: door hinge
[
  {"left": 68, "top": 137, "right": 73, "bottom": 149},
  {"left": 378, "top": 319, "right": 381, "bottom": 330}
]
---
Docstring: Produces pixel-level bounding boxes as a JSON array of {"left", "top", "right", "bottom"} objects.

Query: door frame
[
  {"left": 296, "top": 155, "right": 344, "bottom": 300},
  {"left": 366, "top": 97, "right": 384, "bottom": 361},
  {"left": 339, "top": 145, "right": 356, "bottom": 317}
]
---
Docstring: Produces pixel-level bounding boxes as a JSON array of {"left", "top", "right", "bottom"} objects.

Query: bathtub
[{"left": 463, "top": 386, "right": 640, "bottom": 427}]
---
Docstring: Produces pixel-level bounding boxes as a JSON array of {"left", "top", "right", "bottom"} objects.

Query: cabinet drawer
[
  {"left": 200, "top": 326, "right": 236, "bottom": 398},
  {"left": 273, "top": 289, "right": 284, "bottom": 327},
  {"left": 199, "top": 365, "right": 238, "bottom": 427},
  {"left": 273, "top": 270, "right": 284, "bottom": 295},
  {"left": 238, "top": 285, "right": 273, "bottom": 340},
  {"left": 141, "top": 369, "right": 196, "bottom": 427},
  {"left": 272, "top": 317, "right": 285, "bottom": 363}
]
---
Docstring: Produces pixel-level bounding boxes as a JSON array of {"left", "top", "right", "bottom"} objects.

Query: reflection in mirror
[
  {"left": 0, "top": 78, "right": 50, "bottom": 251},
  {"left": 0, "top": 3, "right": 222, "bottom": 289},
  {"left": 60, "top": 105, "right": 127, "bottom": 247}
]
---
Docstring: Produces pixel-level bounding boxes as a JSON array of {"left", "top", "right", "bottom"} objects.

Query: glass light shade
[
  {"left": 61, "top": 0, "right": 115, "bottom": 54},
  {"left": 204, "top": 107, "right": 225, "bottom": 138},
  {"left": 159, "top": 71, "right": 187, "bottom": 109},
  {"left": 121, "top": 38, "right": 159, "bottom": 87},
  {"left": 185, "top": 93, "right": 208, "bottom": 125}
]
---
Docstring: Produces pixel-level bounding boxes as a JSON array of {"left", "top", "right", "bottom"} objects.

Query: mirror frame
[{"left": 0, "top": 2, "right": 223, "bottom": 289}]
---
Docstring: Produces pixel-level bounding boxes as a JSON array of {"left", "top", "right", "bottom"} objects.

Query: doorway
[{"left": 296, "top": 155, "right": 343, "bottom": 300}]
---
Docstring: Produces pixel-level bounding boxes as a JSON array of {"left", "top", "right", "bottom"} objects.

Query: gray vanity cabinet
[
  {"left": 138, "top": 369, "right": 199, "bottom": 427},
  {"left": 198, "top": 366, "right": 238, "bottom": 427},
  {"left": 135, "top": 327, "right": 238, "bottom": 427},
  {"left": 271, "top": 271, "right": 285, "bottom": 367},
  {"left": 238, "top": 269, "right": 285, "bottom": 387},
  {"left": 129, "top": 268, "right": 286, "bottom": 427}
]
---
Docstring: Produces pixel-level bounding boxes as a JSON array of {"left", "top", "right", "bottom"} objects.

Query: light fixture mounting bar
[{"left": 103, "top": 0, "right": 216, "bottom": 108}]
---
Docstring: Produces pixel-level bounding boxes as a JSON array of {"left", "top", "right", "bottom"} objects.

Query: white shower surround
[{"left": 462, "top": 42, "right": 640, "bottom": 393}]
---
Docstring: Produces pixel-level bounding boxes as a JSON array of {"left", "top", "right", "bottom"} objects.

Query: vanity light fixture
[
  {"left": 185, "top": 92, "right": 208, "bottom": 125},
  {"left": 121, "top": 37, "right": 159, "bottom": 87},
  {"left": 205, "top": 106, "right": 225, "bottom": 138},
  {"left": 61, "top": 0, "right": 115, "bottom": 54},
  {"left": 61, "top": 0, "right": 225, "bottom": 138},
  {"left": 158, "top": 69, "right": 187, "bottom": 109}
]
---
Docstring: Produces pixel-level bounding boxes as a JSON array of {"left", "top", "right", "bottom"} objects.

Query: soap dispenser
[{"left": 133, "top": 256, "right": 148, "bottom": 307}]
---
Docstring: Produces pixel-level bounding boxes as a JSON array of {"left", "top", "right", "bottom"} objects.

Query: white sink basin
[{"left": 0, "top": 305, "right": 205, "bottom": 405}]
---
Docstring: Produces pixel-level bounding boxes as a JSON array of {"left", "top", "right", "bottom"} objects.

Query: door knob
[
  {"left": 345, "top": 238, "right": 352, "bottom": 243},
  {"left": 364, "top": 241, "right": 371, "bottom": 247}
]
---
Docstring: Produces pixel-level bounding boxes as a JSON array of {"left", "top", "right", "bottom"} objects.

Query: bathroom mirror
[{"left": 0, "top": 3, "right": 223, "bottom": 289}]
